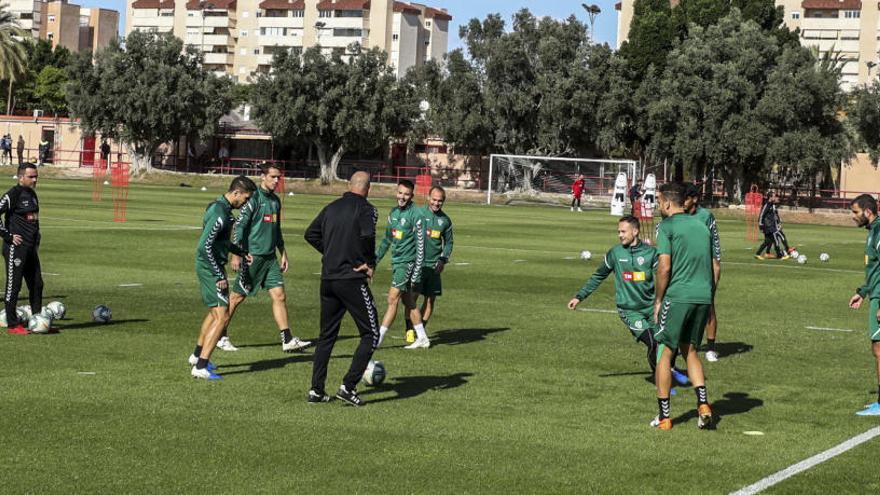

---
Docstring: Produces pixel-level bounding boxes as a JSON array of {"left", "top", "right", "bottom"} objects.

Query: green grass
[{"left": 1, "top": 177, "right": 879, "bottom": 494}]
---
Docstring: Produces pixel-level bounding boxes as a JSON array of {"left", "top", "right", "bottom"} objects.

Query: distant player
[
  {"left": 189, "top": 176, "right": 256, "bottom": 380},
  {"left": 755, "top": 192, "right": 793, "bottom": 260},
  {"left": 848, "top": 194, "right": 880, "bottom": 416},
  {"left": 220, "top": 164, "right": 310, "bottom": 353},
  {"left": 685, "top": 184, "right": 722, "bottom": 362},
  {"left": 0, "top": 163, "right": 43, "bottom": 335},
  {"left": 567, "top": 216, "right": 689, "bottom": 386},
  {"left": 652, "top": 182, "right": 714, "bottom": 430},
  {"left": 571, "top": 174, "right": 585, "bottom": 212},
  {"left": 375, "top": 179, "right": 429, "bottom": 349},
  {"left": 629, "top": 180, "right": 642, "bottom": 215},
  {"left": 415, "top": 186, "right": 454, "bottom": 330}
]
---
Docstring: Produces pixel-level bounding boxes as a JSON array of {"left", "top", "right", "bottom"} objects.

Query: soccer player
[
  {"left": 567, "top": 216, "right": 690, "bottom": 386},
  {"left": 304, "top": 171, "right": 381, "bottom": 406},
  {"left": 848, "top": 194, "right": 880, "bottom": 416},
  {"left": 219, "top": 164, "right": 311, "bottom": 353},
  {"left": 375, "top": 179, "right": 429, "bottom": 349},
  {"left": 189, "top": 176, "right": 256, "bottom": 380},
  {"left": 651, "top": 182, "right": 714, "bottom": 430},
  {"left": 685, "top": 184, "right": 722, "bottom": 362},
  {"left": 755, "top": 192, "right": 793, "bottom": 260},
  {"left": 415, "top": 186, "right": 454, "bottom": 330},
  {"left": 571, "top": 174, "right": 585, "bottom": 212},
  {"left": 0, "top": 163, "right": 43, "bottom": 335}
]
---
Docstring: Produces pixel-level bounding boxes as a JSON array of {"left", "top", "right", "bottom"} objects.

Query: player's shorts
[
  {"left": 233, "top": 254, "right": 284, "bottom": 296},
  {"left": 869, "top": 299, "right": 880, "bottom": 342},
  {"left": 391, "top": 262, "right": 419, "bottom": 292},
  {"left": 617, "top": 307, "right": 653, "bottom": 338},
  {"left": 196, "top": 262, "right": 229, "bottom": 308},
  {"left": 654, "top": 299, "right": 711, "bottom": 348},
  {"left": 418, "top": 266, "right": 442, "bottom": 296}
]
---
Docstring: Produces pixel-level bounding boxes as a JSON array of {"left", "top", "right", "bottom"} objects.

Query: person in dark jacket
[
  {"left": 755, "top": 192, "right": 792, "bottom": 260},
  {"left": 304, "top": 171, "right": 380, "bottom": 407}
]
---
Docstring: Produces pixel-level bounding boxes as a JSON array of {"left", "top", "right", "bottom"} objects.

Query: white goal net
[{"left": 487, "top": 154, "right": 638, "bottom": 206}]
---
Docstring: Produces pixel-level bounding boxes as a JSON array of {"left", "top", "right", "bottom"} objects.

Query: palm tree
[{"left": 0, "top": 5, "right": 27, "bottom": 114}]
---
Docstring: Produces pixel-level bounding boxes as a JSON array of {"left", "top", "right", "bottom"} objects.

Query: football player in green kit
[
  {"left": 848, "top": 194, "right": 880, "bottom": 416},
  {"left": 568, "top": 216, "right": 689, "bottom": 387},
  {"left": 219, "top": 164, "right": 310, "bottom": 353},
  {"left": 685, "top": 184, "right": 722, "bottom": 362},
  {"left": 376, "top": 179, "right": 429, "bottom": 349},
  {"left": 189, "top": 176, "right": 256, "bottom": 380}
]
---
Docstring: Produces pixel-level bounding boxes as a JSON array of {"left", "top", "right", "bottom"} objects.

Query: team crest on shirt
[
  {"left": 637, "top": 256, "right": 645, "bottom": 265},
  {"left": 438, "top": 219, "right": 444, "bottom": 226},
  {"left": 401, "top": 218, "right": 407, "bottom": 226},
  {"left": 635, "top": 320, "right": 643, "bottom": 329}
]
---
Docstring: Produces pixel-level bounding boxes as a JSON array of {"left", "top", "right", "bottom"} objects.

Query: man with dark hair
[
  {"left": 218, "top": 164, "right": 310, "bottom": 353},
  {"left": 756, "top": 192, "right": 793, "bottom": 261},
  {"left": 849, "top": 193, "right": 880, "bottom": 416},
  {"left": 189, "top": 175, "right": 256, "bottom": 380},
  {"left": 684, "top": 183, "right": 723, "bottom": 362},
  {"left": 651, "top": 182, "right": 714, "bottom": 430},
  {"left": 375, "top": 179, "right": 429, "bottom": 349},
  {"left": 629, "top": 180, "right": 642, "bottom": 214},
  {"left": 568, "top": 215, "right": 689, "bottom": 387},
  {"left": 413, "top": 186, "right": 454, "bottom": 332},
  {"left": 1, "top": 163, "right": 43, "bottom": 335},
  {"left": 304, "top": 171, "right": 380, "bottom": 406}
]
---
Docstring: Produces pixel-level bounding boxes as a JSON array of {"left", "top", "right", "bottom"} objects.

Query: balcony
[
  {"left": 801, "top": 17, "right": 859, "bottom": 30},
  {"left": 323, "top": 16, "right": 364, "bottom": 29},
  {"left": 204, "top": 52, "right": 233, "bottom": 65},
  {"left": 187, "top": 15, "right": 232, "bottom": 28},
  {"left": 186, "top": 33, "right": 231, "bottom": 46},
  {"left": 257, "top": 16, "right": 304, "bottom": 28}
]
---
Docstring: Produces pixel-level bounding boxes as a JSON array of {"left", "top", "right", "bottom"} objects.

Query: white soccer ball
[
  {"left": 200, "top": 186, "right": 207, "bottom": 191},
  {"left": 362, "top": 359, "right": 386, "bottom": 386},
  {"left": 47, "top": 301, "right": 66, "bottom": 319},
  {"left": 28, "top": 314, "right": 51, "bottom": 334},
  {"left": 1, "top": 307, "right": 27, "bottom": 326},
  {"left": 18, "top": 305, "right": 32, "bottom": 319},
  {"left": 92, "top": 305, "right": 112, "bottom": 323},
  {"left": 790, "top": 250, "right": 800, "bottom": 259},
  {"left": 797, "top": 254, "right": 807, "bottom": 264},
  {"left": 819, "top": 253, "right": 830, "bottom": 262},
  {"left": 40, "top": 306, "right": 55, "bottom": 319},
  {"left": 580, "top": 250, "right": 592, "bottom": 261}
]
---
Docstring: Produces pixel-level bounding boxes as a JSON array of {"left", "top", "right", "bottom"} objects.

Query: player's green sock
[
  {"left": 696, "top": 386, "right": 708, "bottom": 406},
  {"left": 706, "top": 339, "right": 715, "bottom": 352},
  {"left": 280, "top": 328, "right": 292, "bottom": 344},
  {"left": 658, "top": 398, "right": 670, "bottom": 420}
]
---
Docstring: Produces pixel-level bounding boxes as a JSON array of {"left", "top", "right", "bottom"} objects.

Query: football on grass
[
  {"left": 580, "top": 250, "right": 592, "bottom": 261},
  {"left": 92, "top": 305, "right": 112, "bottom": 323},
  {"left": 362, "top": 360, "right": 386, "bottom": 386}
]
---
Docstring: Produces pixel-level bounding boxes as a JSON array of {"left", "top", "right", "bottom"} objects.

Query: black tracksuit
[
  {"left": 0, "top": 185, "right": 42, "bottom": 327},
  {"left": 304, "top": 192, "right": 380, "bottom": 393},
  {"left": 756, "top": 201, "right": 790, "bottom": 257}
]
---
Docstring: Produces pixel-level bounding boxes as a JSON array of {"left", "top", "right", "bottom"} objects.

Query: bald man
[{"left": 304, "top": 171, "right": 380, "bottom": 406}]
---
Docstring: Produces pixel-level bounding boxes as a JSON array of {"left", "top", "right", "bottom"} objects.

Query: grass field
[{"left": 1, "top": 175, "right": 879, "bottom": 494}]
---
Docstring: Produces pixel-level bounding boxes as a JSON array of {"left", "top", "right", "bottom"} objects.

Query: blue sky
[{"left": 94, "top": 0, "right": 620, "bottom": 48}]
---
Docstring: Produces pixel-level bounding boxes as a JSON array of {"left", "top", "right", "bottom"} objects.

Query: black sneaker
[
  {"left": 336, "top": 385, "right": 365, "bottom": 407},
  {"left": 307, "top": 390, "right": 331, "bottom": 404}
]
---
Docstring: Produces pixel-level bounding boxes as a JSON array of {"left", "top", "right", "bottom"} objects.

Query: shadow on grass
[
  {"left": 235, "top": 334, "right": 353, "bottom": 350},
  {"left": 361, "top": 372, "right": 474, "bottom": 404},
  {"left": 219, "top": 354, "right": 320, "bottom": 375},
  {"left": 57, "top": 318, "right": 149, "bottom": 331},
  {"left": 711, "top": 342, "right": 754, "bottom": 358},
  {"left": 599, "top": 371, "right": 652, "bottom": 378},
  {"left": 429, "top": 327, "right": 510, "bottom": 347},
  {"left": 672, "top": 392, "right": 763, "bottom": 429}
]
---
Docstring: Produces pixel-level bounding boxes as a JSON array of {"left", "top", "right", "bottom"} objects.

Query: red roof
[
  {"left": 317, "top": 0, "right": 369, "bottom": 10},
  {"left": 424, "top": 7, "right": 451, "bottom": 21},
  {"left": 132, "top": 0, "right": 174, "bottom": 8},
  {"left": 258, "top": 0, "right": 304, "bottom": 9},
  {"left": 186, "top": 0, "right": 236, "bottom": 10},
  {"left": 393, "top": 1, "right": 420, "bottom": 15},
  {"left": 802, "top": 0, "right": 861, "bottom": 8}
]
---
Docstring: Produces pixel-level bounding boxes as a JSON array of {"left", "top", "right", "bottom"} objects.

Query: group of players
[
  {"left": 187, "top": 166, "right": 454, "bottom": 406},
  {"left": 569, "top": 182, "right": 721, "bottom": 429}
]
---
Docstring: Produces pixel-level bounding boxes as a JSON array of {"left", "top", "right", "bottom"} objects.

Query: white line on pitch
[
  {"left": 805, "top": 326, "right": 855, "bottom": 333},
  {"left": 723, "top": 261, "right": 861, "bottom": 275},
  {"left": 730, "top": 426, "right": 880, "bottom": 495},
  {"left": 578, "top": 308, "right": 617, "bottom": 314}
]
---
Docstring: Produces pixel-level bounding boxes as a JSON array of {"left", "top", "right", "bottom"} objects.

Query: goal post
[{"left": 487, "top": 154, "right": 638, "bottom": 206}]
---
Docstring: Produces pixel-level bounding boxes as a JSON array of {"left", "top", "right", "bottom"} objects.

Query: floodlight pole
[{"left": 581, "top": 4, "right": 601, "bottom": 44}]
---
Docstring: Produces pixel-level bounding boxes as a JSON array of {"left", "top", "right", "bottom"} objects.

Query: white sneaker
[
  {"left": 216, "top": 336, "right": 239, "bottom": 352},
  {"left": 283, "top": 337, "right": 311, "bottom": 352},
  {"left": 705, "top": 350, "right": 719, "bottom": 362},
  {"left": 191, "top": 366, "right": 222, "bottom": 380},
  {"left": 577, "top": 207, "right": 582, "bottom": 212},
  {"left": 404, "top": 338, "right": 431, "bottom": 349},
  {"left": 570, "top": 207, "right": 574, "bottom": 212}
]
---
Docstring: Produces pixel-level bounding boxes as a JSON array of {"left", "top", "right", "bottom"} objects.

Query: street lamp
[
  {"left": 581, "top": 3, "right": 601, "bottom": 43},
  {"left": 867, "top": 60, "right": 876, "bottom": 79},
  {"left": 315, "top": 21, "right": 327, "bottom": 48}
]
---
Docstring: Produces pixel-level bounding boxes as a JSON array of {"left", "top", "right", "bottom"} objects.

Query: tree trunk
[
  {"left": 6, "top": 80, "right": 12, "bottom": 115},
  {"left": 315, "top": 141, "right": 345, "bottom": 185},
  {"left": 126, "top": 143, "right": 154, "bottom": 175}
]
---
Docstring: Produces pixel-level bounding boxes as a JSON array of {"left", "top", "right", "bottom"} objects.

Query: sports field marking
[
  {"left": 118, "top": 283, "right": 143, "bottom": 288},
  {"left": 43, "top": 272, "right": 60, "bottom": 276},
  {"left": 578, "top": 308, "right": 617, "bottom": 314},
  {"left": 454, "top": 262, "right": 471, "bottom": 266},
  {"left": 512, "top": 259, "right": 528, "bottom": 263},
  {"left": 730, "top": 426, "right": 880, "bottom": 495},
  {"left": 805, "top": 326, "right": 855, "bottom": 333},
  {"left": 723, "top": 261, "right": 861, "bottom": 275}
]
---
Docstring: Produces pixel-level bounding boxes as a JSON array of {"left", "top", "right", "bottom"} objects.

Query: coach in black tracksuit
[
  {"left": 756, "top": 192, "right": 791, "bottom": 258},
  {"left": 0, "top": 163, "right": 43, "bottom": 330},
  {"left": 304, "top": 171, "right": 380, "bottom": 406}
]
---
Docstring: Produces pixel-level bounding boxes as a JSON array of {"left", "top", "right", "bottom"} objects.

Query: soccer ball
[
  {"left": 47, "top": 301, "right": 66, "bottom": 319},
  {"left": 0, "top": 308, "right": 28, "bottom": 326},
  {"left": 40, "top": 306, "right": 55, "bottom": 319},
  {"left": 362, "top": 359, "right": 386, "bottom": 386},
  {"left": 819, "top": 253, "right": 830, "bottom": 262},
  {"left": 790, "top": 250, "right": 800, "bottom": 259},
  {"left": 580, "top": 250, "right": 592, "bottom": 261},
  {"left": 18, "top": 305, "right": 32, "bottom": 319},
  {"left": 797, "top": 254, "right": 807, "bottom": 264},
  {"left": 28, "top": 314, "right": 51, "bottom": 334},
  {"left": 92, "top": 305, "right": 112, "bottom": 323}
]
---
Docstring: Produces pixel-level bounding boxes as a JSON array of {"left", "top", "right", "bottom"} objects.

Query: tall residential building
[
  {"left": 10, "top": 0, "right": 119, "bottom": 52},
  {"left": 615, "top": 0, "right": 876, "bottom": 91},
  {"left": 126, "top": 0, "right": 451, "bottom": 81}
]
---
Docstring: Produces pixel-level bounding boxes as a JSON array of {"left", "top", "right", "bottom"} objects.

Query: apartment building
[
  {"left": 127, "top": 0, "right": 451, "bottom": 81},
  {"left": 10, "top": 0, "right": 119, "bottom": 53}
]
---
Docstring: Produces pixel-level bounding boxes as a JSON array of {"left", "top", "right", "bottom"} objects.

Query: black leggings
[{"left": 571, "top": 195, "right": 581, "bottom": 208}]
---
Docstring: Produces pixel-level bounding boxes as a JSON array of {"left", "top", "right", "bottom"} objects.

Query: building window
[
  {"left": 292, "top": 10, "right": 304, "bottom": 17},
  {"left": 791, "top": 12, "right": 800, "bottom": 19},
  {"left": 254, "top": 49, "right": 260, "bottom": 54},
  {"left": 47, "top": 33, "right": 53, "bottom": 41},
  {"left": 19, "top": 13, "right": 32, "bottom": 20},
  {"left": 256, "top": 11, "right": 262, "bottom": 17},
  {"left": 333, "top": 28, "right": 362, "bottom": 37},
  {"left": 266, "top": 9, "right": 286, "bottom": 17},
  {"left": 335, "top": 10, "right": 363, "bottom": 18},
  {"left": 426, "top": 20, "right": 432, "bottom": 27},
  {"left": 240, "top": 30, "right": 247, "bottom": 37},
  {"left": 261, "top": 27, "right": 284, "bottom": 36},
  {"left": 48, "top": 14, "right": 55, "bottom": 22},
  {"left": 424, "top": 40, "right": 430, "bottom": 45},
  {"left": 319, "top": 10, "right": 332, "bottom": 18},
  {"left": 844, "top": 10, "right": 860, "bottom": 19},
  {"left": 392, "top": 33, "right": 398, "bottom": 41}
]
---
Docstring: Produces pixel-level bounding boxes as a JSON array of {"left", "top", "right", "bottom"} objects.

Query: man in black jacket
[
  {"left": 304, "top": 171, "right": 380, "bottom": 406},
  {"left": 1, "top": 163, "right": 43, "bottom": 334},
  {"left": 755, "top": 192, "right": 792, "bottom": 260}
]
